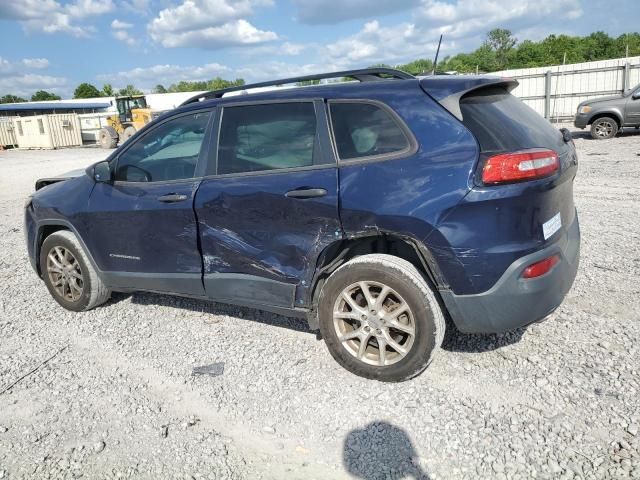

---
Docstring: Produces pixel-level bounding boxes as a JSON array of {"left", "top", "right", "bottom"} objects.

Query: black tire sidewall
[
  {"left": 318, "top": 262, "right": 438, "bottom": 381},
  {"left": 40, "top": 234, "right": 93, "bottom": 312}
]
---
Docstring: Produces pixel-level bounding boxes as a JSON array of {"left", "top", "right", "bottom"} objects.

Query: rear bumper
[{"left": 440, "top": 212, "right": 580, "bottom": 333}]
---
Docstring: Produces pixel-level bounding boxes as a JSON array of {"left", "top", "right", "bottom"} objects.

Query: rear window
[
  {"left": 329, "top": 102, "right": 411, "bottom": 160},
  {"left": 460, "top": 87, "right": 565, "bottom": 153}
]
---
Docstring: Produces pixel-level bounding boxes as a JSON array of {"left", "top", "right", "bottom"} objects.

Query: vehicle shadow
[
  {"left": 343, "top": 421, "right": 430, "bottom": 480},
  {"left": 108, "top": 291, "right": 315, "bottom": 334},
  {"left": 571, "top": 127, "right": 640, "bottom": 140},
  {"left": 441, "top": 316, "right": 527, "bottom": 353}
]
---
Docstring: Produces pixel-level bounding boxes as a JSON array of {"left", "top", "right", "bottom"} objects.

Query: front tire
[
  {"left": 122, "top": 126, "right": 137, "bottom": 143},
  {"left": 40, "top": 231, "right": 110, "bottom": 312},
  {"left": 590, "top": 117, "right": 618, "bottom": 139},
  {"left": 98, "top": 126, "right": 118, "bottom": 149},
  {"left": 318, "top": 254, "right": 445, "bottom": 382}
]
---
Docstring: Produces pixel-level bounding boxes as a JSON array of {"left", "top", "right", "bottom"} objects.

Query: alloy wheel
[
  {"left": 594, "top": 121, "right": 614, "bottom": 138},
  {"left": 333, "top": 281, "right": 416, "bottom": 366},
  {"left": 47, "top": 246, "right": 84, "bottom": 302}
]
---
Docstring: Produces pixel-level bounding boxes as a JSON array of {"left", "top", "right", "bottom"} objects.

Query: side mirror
[
  {"left": 633, "top": 91, "right": 640, "bottom": 100},
  {"left": 92, "top": 160, "right": 112, "bottom": 183}
]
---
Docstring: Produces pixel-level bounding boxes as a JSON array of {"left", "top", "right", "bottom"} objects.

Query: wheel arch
[
  {"left": 307, "top": 233, "right": 448, "bottom": 328},
  {"left": 588, "top": 111, "right": 622, "bottom": 127},
  {"left": 35, "top": 220, "right": 101, "bottom": 278}
]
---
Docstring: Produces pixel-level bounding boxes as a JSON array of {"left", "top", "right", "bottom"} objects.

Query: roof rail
[{"left": 180, "top": 67, "right": 414, "bottom": 106}]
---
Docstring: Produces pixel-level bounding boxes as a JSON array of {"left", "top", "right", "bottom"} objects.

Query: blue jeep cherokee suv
[{"left": 25, "top": 68, "right": 580, "bottom": 381}]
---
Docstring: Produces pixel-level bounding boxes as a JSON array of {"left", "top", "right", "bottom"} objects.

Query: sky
[{"left": 0, "top": 0, "right": 637, "bottom": 98}]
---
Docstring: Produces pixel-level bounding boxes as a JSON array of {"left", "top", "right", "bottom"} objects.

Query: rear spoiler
[{"left": 419, "top": 76, "right": 519, "bottom": 121}]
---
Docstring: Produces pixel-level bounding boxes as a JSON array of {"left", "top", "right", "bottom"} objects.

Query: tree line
[
  {"left": 390, "top": 30, "right": 640, "bottom": 75},
  {"left": 0, "top": 78, "right": 246, "bottom": 103},
  {"left": 1, "top": 30, "right": 638, "bottom": 104}
]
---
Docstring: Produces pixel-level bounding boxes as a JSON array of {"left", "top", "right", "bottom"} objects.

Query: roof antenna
[{"left": 431, "top": 34, "right": 443, "bottom": 75}]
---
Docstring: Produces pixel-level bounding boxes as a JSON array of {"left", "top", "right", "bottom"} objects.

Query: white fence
[{"left": 493, "top": 56, "right": 640, "bottom": 120}]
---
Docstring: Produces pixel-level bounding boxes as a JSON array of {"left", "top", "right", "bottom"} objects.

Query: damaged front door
[{"left": 194, "top": 100, "right": 340, "bottom": 309}]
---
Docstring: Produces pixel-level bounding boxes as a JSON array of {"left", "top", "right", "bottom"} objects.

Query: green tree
[
  {"left": 0, "top": 94, "right": 26, "bottom": 104},
  {"left": 485, "top": 28, "right": 517, "bottom": 69},
  {"left": 397, "top": 58, "right": 433, "bottom": 75},
  {"left": 166, "top": 77, "right": 245, "bottom": 93},
  {"left": 30, "top": 90, "right": 61, "bottom": 101},
  {"left": 102, "top": 83, "right": 114, "bottom": 96},
  {"left": 154, "top": 84, "right": 167, "bottom": 94},
  {"left": 73, "top": 83, "right": 102, "bottom": 99},
  {"left": 117, "top": 84, "right": 143, "bottom": 96}
]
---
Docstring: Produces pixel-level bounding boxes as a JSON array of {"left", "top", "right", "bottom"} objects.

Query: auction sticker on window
[{"left": 543, "top": 212, "right": 562, "bottom": 240}]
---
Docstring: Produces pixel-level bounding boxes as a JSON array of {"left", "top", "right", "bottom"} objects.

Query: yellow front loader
[{"left": 98, "top": 95, "right": 152, "bottom": 148}]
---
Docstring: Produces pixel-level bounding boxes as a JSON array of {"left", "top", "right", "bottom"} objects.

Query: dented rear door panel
[{"left": 194, "top": 168, "right": 340, "bottom": 308}]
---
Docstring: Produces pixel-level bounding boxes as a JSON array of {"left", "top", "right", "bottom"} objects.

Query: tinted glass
[
  {"left": 329, "top": 102, "right": 410, "bottom": 160},
  {"left": 218, "top": 103, "right": 318, "bottom": 174},
  {"left": 115, "top": 111, "right": 210, "bottom": 182},
  {"left": 460, "top": 87, "right": 565, "bottom": 153}
]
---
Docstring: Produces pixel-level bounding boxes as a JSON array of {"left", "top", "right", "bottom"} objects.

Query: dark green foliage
[
  {"left": 0, "top": 94, "right": 26, "bottom": 104},
  {"left": 117, "top": 84, "right": 144, "bottom": 96},
  {"left": 30, "top": 90, "right": 62, "bottom": 101},
  {"left": 166, "top": 77, "right": 245, "bottom": 92},
  {"left": 389, "top": 30, "right": 640, "bottom": 75},
  {"left": 73, "top": 83, "right": 102, "bottom": 99}
]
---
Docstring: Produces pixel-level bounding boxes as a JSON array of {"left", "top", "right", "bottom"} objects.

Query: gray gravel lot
[{"left": 0, "top": 129, "right": 639, "bottom": 479}]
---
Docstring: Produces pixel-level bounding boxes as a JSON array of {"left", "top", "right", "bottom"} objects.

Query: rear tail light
[
  {"left": 522, "top": 255, "right": 560, "bottom": 279},
  {"left": 482, "top": 149, "right": 559, "bottom": 185}
]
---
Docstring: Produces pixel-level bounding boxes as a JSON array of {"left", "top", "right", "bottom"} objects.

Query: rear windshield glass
[{"left": 460, "top": 87, "right": 565, "bottom": 153}]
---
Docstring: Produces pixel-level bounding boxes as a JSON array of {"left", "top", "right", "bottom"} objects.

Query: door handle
[
  {"left": 285, "top": 188, "right": 327, "bottom": 199},
  {"left": 158, "top": 193, "right": 188, "bottom": 203}
]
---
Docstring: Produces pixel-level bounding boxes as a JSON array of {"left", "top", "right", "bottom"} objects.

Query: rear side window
[
  {"left": 217, "top": 102, "right": 320, "bottom": 175},
  {"left": 460, "top": 87, "right": 565, "bottom": 152},
  {"left": 329, "top": 102, "right": 411, "bottom": 161}
]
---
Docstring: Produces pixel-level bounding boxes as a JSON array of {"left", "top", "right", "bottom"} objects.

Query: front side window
[
  {"left": 217, "top": 102, "right": 318, "bottom": 175},
  {"left": 115, "top": 111, "right": 211, "bottom": 182},
  {"left": 329, "top": 102, "right": 411, "bottom": 160}
]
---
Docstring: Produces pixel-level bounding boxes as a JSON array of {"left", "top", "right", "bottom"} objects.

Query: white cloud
[
  {"left": 318, "top": 0, "right": 583, "bottom": 68},
  {"left": 148, "top": 0, "right": 277, "bottom": 49},
  {"left": 111, "top": 18, "right": 136, "bottom": 45},
  {"left": 0, "top": 0, "right": 115, "bottom": 37},
  {"left": 111, "top": 19, "right": 133, "bottom": 29},
  {"left": 21, "top": 58, "right": 50, "bottom": 69},
  {"left": 96, "top": 62, "right": 232, "bottom": 90},
  {"left": 292, "top": 0, "right": 420, "bottom": 24},
  {"left": 112, "top": 29, "right": 136, "bottom": 46},
  {"left": 415, "top": 0, "right": 583, "bottom": 40},
  {"left": 66, "top": 0, "right": 115, "bottom": 17},
  {"left": 0, "top": 57, "right": 67, "bottom": 97}
]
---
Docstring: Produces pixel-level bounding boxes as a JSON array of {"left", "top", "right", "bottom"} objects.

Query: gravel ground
[{"left": 0, "top": 128, "right": 639, "bottom": 479}]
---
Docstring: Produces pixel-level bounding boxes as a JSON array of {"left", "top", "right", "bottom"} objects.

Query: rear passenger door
[{"left": 194, "top": 100, "right": 340, "bottom": 310}]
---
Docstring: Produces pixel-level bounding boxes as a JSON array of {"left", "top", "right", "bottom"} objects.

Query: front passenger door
[
  {"left": 85, "top": 109, "right": 213, "bottom": 296},
  {"left": 625, "top": 87, "right": 640, "bottom": 126}
]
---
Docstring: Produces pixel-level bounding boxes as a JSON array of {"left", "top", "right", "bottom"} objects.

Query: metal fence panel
[{"left": 493, "top": 56, "right": 640, "bottom": 120}]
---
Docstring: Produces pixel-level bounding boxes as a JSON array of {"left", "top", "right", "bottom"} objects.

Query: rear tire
[
  {"left": 98, "top": 126, "right": 118, "bottom": 149},
  {"left": 318, "top": 254, "right": 444, "bottom": 382},
  {"left": 590, "top": 117, "right": 618, "bottom": 139},
  {"left": 40, "top": 231, "right": 110, "bottom": 312}
]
